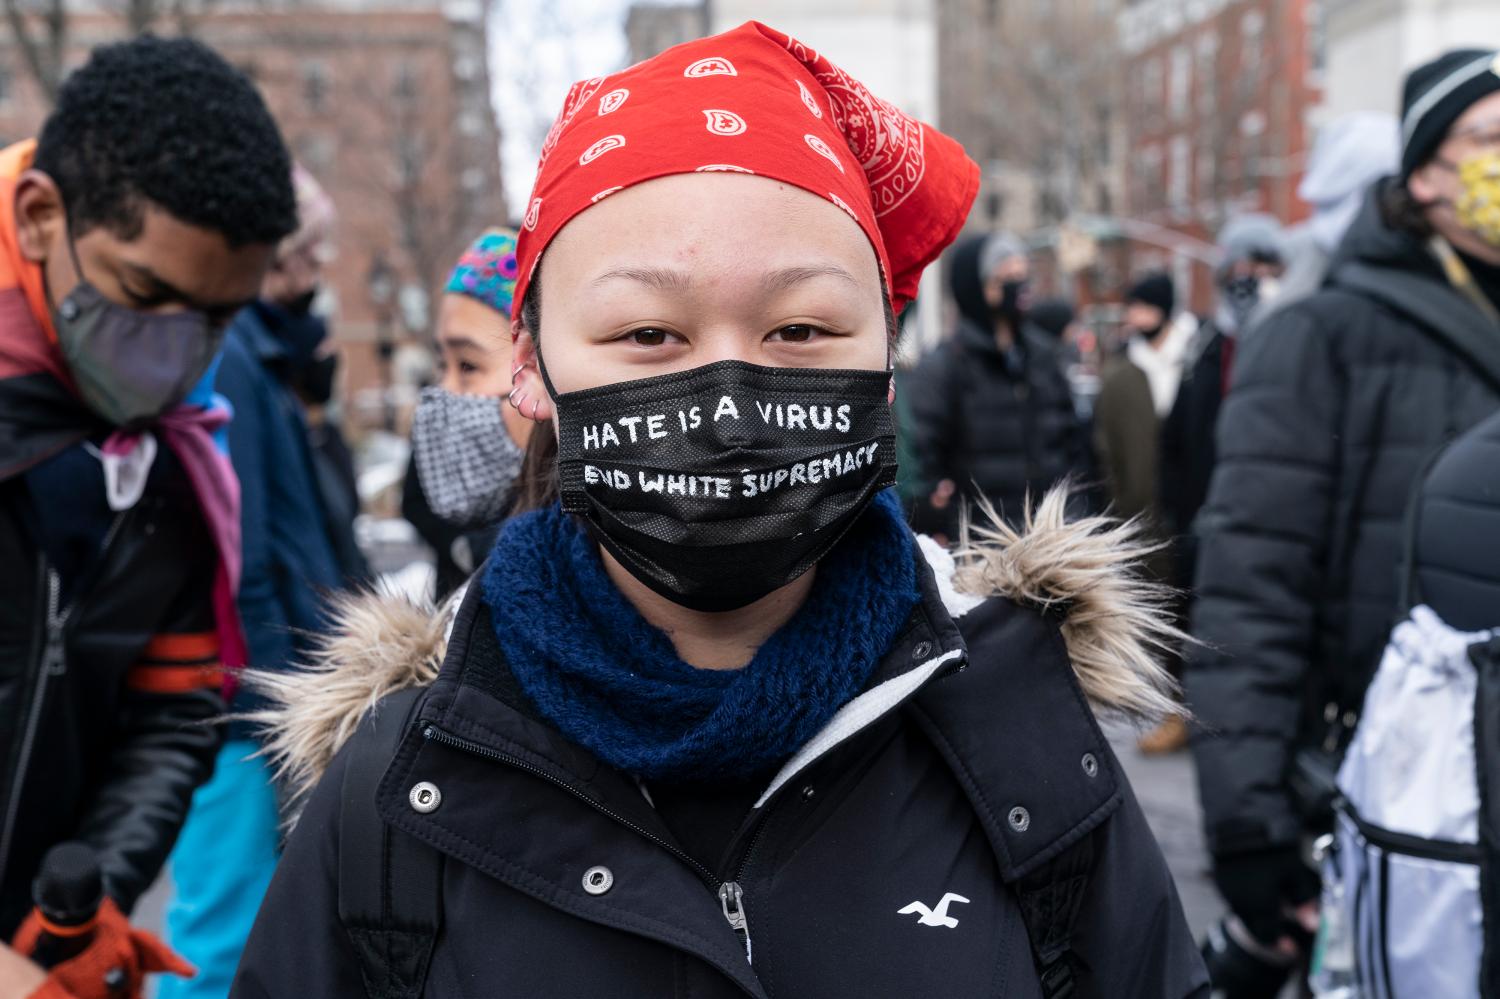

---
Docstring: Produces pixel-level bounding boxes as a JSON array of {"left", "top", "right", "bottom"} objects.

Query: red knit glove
[{"left": 11, "top": 898, "right": 193, "bottom": 999}]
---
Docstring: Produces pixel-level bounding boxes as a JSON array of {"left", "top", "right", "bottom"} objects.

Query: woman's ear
[
  {"left": 508, "top": 322, "right": 556, "bottom": 423},
  {"left": 14, "top": 170, "right": 65, "bottom": 265}
]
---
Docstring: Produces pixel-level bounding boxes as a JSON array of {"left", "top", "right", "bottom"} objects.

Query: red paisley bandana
[{"left": 513, "top": 20, "right": 979, "bottom": 317}]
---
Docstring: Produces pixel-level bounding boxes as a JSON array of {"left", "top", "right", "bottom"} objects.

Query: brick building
[
  {"left": 0, "top": 0, "right": 505, "bottom": 430},
  {"left": 1118, "top": 0, "right": 1321, "bottom": 313}
]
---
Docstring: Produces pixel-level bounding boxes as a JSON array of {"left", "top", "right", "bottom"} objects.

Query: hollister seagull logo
[{"left": 898, "top": 893, "right": 970, "bottom": 929}]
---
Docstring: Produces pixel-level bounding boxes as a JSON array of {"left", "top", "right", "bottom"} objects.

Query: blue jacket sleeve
[{"left": 215, "top": 334, "right": 294, "bottom": 674}]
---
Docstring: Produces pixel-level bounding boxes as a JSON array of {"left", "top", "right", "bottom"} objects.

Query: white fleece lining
[
  {"left": 754, "top": 648, "right": 964, "bottom": 808},
  {"left": 917, "top": 534, "right": 986, "bottom": 619}
]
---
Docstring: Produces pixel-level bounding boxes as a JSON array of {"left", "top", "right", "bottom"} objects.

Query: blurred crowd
[{"left": 1, "top": 19, "right": 1499, "bottom": 999}]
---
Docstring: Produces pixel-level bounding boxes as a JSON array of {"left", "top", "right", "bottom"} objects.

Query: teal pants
[{"left": 160, "top": 740, "right": 280, "bottom": 999}]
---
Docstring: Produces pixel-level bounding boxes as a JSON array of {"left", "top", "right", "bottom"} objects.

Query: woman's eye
[
  {"left": 771, "top": 324, "right": 822, "bottom": 343},
  {"left": 458, "top": 360, "right": 479, "bottom": 375},
  {"left": 627, "top": 327, "right": 671, "bottom": 347}
]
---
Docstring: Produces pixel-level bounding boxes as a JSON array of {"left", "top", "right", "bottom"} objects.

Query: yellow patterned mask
[{"left": 1455, "top": 150, "right": 1500, "bottom": 247}]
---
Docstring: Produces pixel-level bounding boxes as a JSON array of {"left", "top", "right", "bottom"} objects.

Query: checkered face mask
[{"left": 411, "top": 386, "right": 525, "bottom": 529}]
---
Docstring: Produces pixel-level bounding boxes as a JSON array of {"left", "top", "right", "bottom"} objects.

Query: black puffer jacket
[
  {"left": 907, "top": 237, "right": 1084, "bottom": 528},
  {"left": 233, "top": 502, "right": 1207, "bottom": 998},
  {"left": 1187, "top": 182, "right": 1500, "bottom": 858},
  {"left": 0, "top": 404, "right": 224, "bottom": 936},
  {"left": 1406, "top": 407, "right": 1500, "bottom": 632}
]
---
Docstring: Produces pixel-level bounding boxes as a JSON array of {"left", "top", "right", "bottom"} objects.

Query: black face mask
[
  {"left": 297, "top": 353, "right": 339, "bottom": 406},
  {"left": 543, "top": 358, "right": 897, "bottom": 612},
  {"left": 286, "top": 289, "right": 318, "bottom": 316},
  {"left": 995, "top": 278, "right": 1028, "bottom": 328}
]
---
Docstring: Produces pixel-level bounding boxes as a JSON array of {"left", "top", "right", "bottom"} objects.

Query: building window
[
  {"left": 1196, "top": 30, "right": 1218, "bottom": 116},
  {"left": 395, "top": 135, "right": 426, "bottom": 183},
  {"left": 302, "top": 60, "right": 329, "bottom": 113},
  {"left": 1140, "top": 56, "right": 1164, "bottom": 128},
  {"left": 1140, "top": 144, "right": 1163, "bottom": 211},
  {"left": 1240, "top": 110, "right": 1266, "bottom": 188},
  {"left": 1241, "top": 9, "right": 1265, "bottom": 82},
  {"left": 1196, "top": 141, "right": 1217, "bottom": 204},
  {"left": 1307, "top": 0, "right": 1327, "bottom": 75},
  {"left": 1168, "top": 135, "right": 1190, "bottom": 212},
  {"left": 458, "top": 109, "right": 483, "bottom": 137},
  {"left": 394, "top": 62, "right": 419, "bottom": 102},
  {"left": 1169, "top": 44, "right": 1190, "bottom": 121}
]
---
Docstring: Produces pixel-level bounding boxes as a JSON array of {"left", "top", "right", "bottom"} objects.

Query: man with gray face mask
[{"left": 0, "top": 36, "right": 297, "bottom": 995}]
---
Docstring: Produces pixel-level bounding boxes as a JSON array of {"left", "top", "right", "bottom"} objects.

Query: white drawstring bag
[{"left": 1330, "top": 606, "right": 1494, "bottom": 998}]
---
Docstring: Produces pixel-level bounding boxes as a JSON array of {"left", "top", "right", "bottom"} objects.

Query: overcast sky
[{"left": 489, "top": 0, "right": 635, "bottom": 219}]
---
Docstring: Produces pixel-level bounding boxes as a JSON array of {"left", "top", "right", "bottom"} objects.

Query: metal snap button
[
  {"left": 582, "top": 865, "right": 614, "bottom": 895},
  {"left": 1081, "top": 753, "right": 1099, "bottom": 778},
  {"left": 800, "top": 785, "right": 816, "bottom": 801},
  {"left": 911, "top": 640, "right": 933, "bottom": 660},
  {"left": 408, "top": 781, "right": 441, "bottom": 814},
  {"left": 1007, "top": 806, "right": 1030, "bottom": 833},
  {"left": 58, "top": 298, "right": 79, "bottom": 321}
]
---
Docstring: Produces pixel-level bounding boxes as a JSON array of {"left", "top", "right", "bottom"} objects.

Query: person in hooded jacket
[
  {"left": 230, "top": 24, "right": 1208, "bottom": 999},
  {"left": 1188, "top": 49, "right": 1500, "bottom": 987},
  {"left": 906, "top": 231, "right": 1085, "bottom": 538}
]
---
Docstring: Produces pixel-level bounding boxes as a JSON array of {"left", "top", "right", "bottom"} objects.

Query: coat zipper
[
  {"left": 421, "top": 724, "right": 763, "bottom": 962},
  {"left": 0, "top": 510, "right": 130, "bottom": 886}
]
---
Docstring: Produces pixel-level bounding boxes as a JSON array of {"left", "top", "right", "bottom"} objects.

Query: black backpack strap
[
  {"left": 1014, "top": 833, "right": 1095, "bottom": 999},
  {"left": 337, "top": 686, "right": 443, "bottom": 999}
]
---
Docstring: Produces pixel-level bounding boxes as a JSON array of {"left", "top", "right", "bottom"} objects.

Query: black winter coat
[
  {"left": 0, "top": 425, "right": 224, "bottom": 935},
  {"left": 1186, "top": 182, "right": 1500, "bottom": 858},
  {"left": 1157, "top": 322, "right": 1226, "bottom": 591},
  {"left": 1406, "top": 407, "right": 1500, "bottom": 633},
  {"left": 907, "top": 238, "right": 1084, "bottom": 530},
  {"left": 233, "top": 515, "right": 1208, "bottom": 998}
]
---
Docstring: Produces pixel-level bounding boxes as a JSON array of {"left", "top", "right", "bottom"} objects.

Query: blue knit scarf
[{"left": 481, "top": 491, "right": 919, "bottom": 784}]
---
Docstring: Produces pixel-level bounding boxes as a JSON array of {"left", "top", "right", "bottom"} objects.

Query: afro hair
[{"left": 33, "top": 34, "right": 297, "bottom": 248}]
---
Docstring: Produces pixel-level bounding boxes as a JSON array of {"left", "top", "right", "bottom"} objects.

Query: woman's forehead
[
  {"left": 439, "top": 293, "right": 510, "bottom": 345},
  {"left": 543, "top": 174, "right": 882, "bottom": 292}
]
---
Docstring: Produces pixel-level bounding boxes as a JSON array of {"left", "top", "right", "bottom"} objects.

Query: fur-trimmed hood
[{"left": 246, "top": 487, "right": 1180, "bottom": 821}]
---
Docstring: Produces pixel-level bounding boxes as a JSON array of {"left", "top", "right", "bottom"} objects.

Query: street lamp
[{"left": 366, "top": 253, "right": 396, "bottom": 432}]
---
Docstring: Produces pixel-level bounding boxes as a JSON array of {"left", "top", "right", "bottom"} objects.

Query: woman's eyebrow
[
  {"left": 437, "top": 333, "right": 490, "bottom": 353},
  {"left": 590, "top": 263, "right": 859, "bottom": 293},
  {"left": 760, "top": 264, "right": 859, "bottom": 294},
  {"left": 591, "top": 265, "right": 692, "bottom": 291}
]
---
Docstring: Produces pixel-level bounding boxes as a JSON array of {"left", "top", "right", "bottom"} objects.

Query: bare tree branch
[{"left": 3, "top": 0, "right": 68, "bottom": 104}]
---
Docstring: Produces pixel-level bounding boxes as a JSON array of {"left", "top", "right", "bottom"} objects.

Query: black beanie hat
[
  {"left": 1401, "top": 49, "right": 1500, "bottom": 178},
  {"left": 1125, "top": 271, "right": 1174, "bottom": 316}
]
